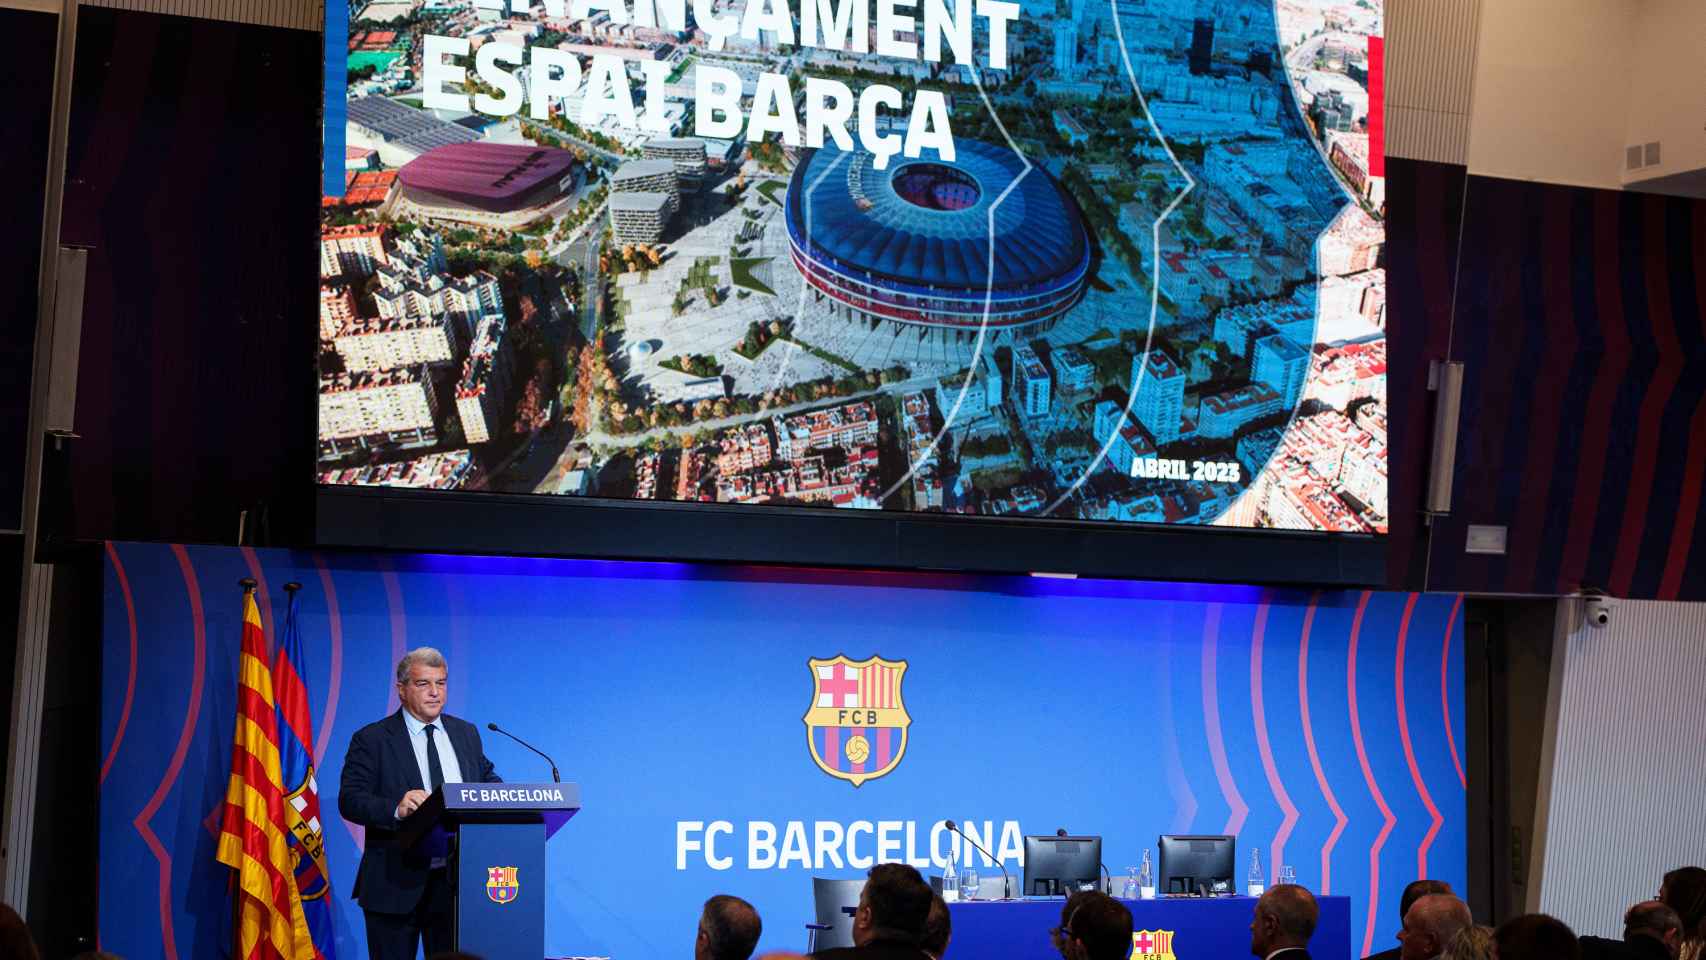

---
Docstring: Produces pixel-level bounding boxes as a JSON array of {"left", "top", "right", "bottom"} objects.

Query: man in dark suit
[
  {"left": 1580, "top": 901, "right": 1684, "bottom": 960},
  {"left": 1050, "top": 891, "right": 1133, "bottom": 960},
  {"left": 1249, "top": 884, "right": 1319, "bottom": 960},
  {"left": 1494, "top": 914, "right": 1579, "bottom": 960},
  {"left": 338, "top": 647, "right": 501, "bottom": 960},
  {"left": 1368, "top": 881, "right": 1454, "bottom": 960},
  {"left": 810, "top": 864, "right": 935, "bottom": 960}
]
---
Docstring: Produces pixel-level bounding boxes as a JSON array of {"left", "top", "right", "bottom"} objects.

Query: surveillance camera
[{"left": 1584, "top": 595, "right": 1616, "bottom": 628}]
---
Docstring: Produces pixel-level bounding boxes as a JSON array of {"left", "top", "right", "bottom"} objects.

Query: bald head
[
  {"left": 1399, "top": 880, "right": 1453, "bottom": 924},
  {"left": 1250, "top": 885, "right": 1319, "bottom": 956},
  {"left": 1400, "top": 894, "right": 1473, "bottom": 960}
]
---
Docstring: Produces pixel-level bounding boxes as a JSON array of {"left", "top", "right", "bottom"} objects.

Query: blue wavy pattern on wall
[{"left": 98, "top": 542, "right": 1465, "bottom": 959}]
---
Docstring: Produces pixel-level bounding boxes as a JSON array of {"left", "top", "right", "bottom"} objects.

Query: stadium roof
[
  {"left": 399, "top": 141, "right": 576, "bottom": 211},
  {"left": 347, "top": 97, "right": 481, "bottom": 155},
  {"left": 786, "top": 140, "right": 1088, "bottom": 292}
]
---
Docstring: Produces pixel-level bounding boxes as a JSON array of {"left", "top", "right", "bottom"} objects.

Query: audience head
[
  {"left": 1249, "top": 884, "right": 1318, "bottom": 957},
  {"left": 853, "top": 864, "right": 933, "bottom": 947},
  {"left": 1494, "top": 914, "right": 1579, "bottom": 960},
  {"left": 1624, "top": 900, "right": 1683, "bottom": 954},
  {"left": 1051, "top": 891, "right": 1134, "bottom": 960},
  {"left": 1398, "top": 893, "right": 1474, "bottom": 960},
  {"left": 1398, "top": 880, "right": 1455, "bottom": 925},
  {"left": 697, "top": 894, "right": 762, "bottom": 960},
  {"left": 1661, "top": 867, "right": 1706, "bottom": 944},
  {"left": 921, "top": 893, "right": 952, "bottom": 959},
  {"left": 1441, "top": 925, "right": 1493, "bottom": 960},
  {"left": 0, "top": 905, "right": 37, "bottom": 960}
]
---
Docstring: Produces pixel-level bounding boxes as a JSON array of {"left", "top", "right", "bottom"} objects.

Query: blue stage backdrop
[{"left": 98, "top": 543, "right": 1466, "bottom": 960}]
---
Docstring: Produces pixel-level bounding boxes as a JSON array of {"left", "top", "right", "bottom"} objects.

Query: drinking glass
[{"left": 961, "top": 867, "right": 981, "bottom": 900}]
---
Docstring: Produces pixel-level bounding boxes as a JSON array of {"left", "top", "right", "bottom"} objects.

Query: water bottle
[
  {"left": 1139, "top": 848, "right": 1156, "bottom": 900},
  {"left": 1124, "top": 866, "right": 1139, "bottom": 899},
  {"left": 941, "top": 862, "right": 959, "bottom": 903},
  {"left": 1247, "top": 848, "right": 1264, "bottom": 897}
]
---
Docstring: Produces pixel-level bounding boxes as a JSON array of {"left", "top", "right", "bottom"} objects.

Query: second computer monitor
[
  {"left": 1157, "top": 834, "right": 1235, "bottom": 895},
  {"left": 1022, "top": 835, "right": 1102, "bottom": 896}
]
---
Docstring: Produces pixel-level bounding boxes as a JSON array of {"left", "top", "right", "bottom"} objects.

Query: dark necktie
[{"left": 424, "top": 723, "right": 445, "bottom": 792}]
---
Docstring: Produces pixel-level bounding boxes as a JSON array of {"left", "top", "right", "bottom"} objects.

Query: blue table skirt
[{"left": 945, "top": 894, "right": 1352, "bottom": 960}]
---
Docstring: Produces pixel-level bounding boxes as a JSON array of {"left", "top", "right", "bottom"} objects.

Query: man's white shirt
[{"left": 400, "top": 708, "right": 465, "bottom": 816}]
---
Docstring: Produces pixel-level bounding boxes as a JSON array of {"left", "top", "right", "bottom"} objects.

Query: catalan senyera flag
[
  {"left": 215, "top": 591, "right": 314, "bottom": 960},
  {"left": 273, "top": 590, "right": 336, "bottom": 959}
]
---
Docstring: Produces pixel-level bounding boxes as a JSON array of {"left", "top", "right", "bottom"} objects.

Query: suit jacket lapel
[
  {"left": 444, "top": 716, "right": 477, "bottom": 782},
  {"left": 385, "top": 710, "right": 426, "bottom": 792}
]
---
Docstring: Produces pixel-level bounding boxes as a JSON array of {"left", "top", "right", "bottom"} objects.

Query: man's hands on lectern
[{"left": 395, "top": 788, "right": 430, "bottom": 819}]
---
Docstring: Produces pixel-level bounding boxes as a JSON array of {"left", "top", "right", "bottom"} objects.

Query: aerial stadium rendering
[
  {"left": 319, "top": 0, "right": 1389, "bottom": 533},
  {"left": 392, "top": 141, "right": 579, "bottom": 229},
  {"left": 784, "top": 140, "right": 1091, "bottom": 343}
]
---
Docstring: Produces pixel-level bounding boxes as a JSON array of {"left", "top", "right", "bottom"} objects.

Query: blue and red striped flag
[
  {"left": 216, "top": 591, "right": 314, "bottom": 960},
  {"left": 274, "top": 588, "right": 337, "bottom": 960}
]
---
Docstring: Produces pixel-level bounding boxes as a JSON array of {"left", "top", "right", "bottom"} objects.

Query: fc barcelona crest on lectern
[
  {"left": 804, "top": 655, "right": 911, "bottom": 787},
  {"left": 486, "top": 865, "right": 519, "bottom": 904}
]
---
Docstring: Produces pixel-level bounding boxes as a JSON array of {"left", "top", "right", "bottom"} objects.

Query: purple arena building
[
  {"left": 785, "top": 140, "right": 1091, "bottom": 342},
  {"left": 394, "top": 141, "right": 579, "bottom": 229}
]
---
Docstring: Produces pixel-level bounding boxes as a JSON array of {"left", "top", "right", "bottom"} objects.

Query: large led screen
[{"left": 318, "top": 0, "right": 1387, "bottom": 532}]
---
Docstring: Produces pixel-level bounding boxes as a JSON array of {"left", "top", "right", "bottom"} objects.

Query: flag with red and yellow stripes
[{"left": 215, "top": 591, "right": 314, "bottom": 960}]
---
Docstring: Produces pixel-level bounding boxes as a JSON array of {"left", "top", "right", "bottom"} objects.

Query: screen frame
[
  {"left": 315, "top": 485, "right": 1386, "bottom": 586},
  {"left": 314, "top": 2, "right": 1391, "bottom": 588}
]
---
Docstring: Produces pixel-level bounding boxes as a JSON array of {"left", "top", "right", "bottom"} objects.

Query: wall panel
[{"left": 1537, "top": 598, "right": 1706, "bottom": 936}]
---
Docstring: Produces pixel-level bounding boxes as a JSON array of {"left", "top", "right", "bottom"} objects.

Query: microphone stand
[
  {"left": 485, "top": 722, "right": 561, "bottom": 782},
  {"left": 946, "top": 821, "right": 1013, "bottom": 900}
]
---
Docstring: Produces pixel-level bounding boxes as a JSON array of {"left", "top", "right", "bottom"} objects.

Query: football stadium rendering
[
  {"left": 320, "top": 0, "right": 1390, "bottom": 532},
  {"left": 392, "top": 141, "right": 579, "bottom": 229},
  {"left": 784, "top": 139, "right": 1092, "bottom": 343}
]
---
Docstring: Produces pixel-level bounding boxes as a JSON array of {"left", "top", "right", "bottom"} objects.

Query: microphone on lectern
[{"left": 486, "top": 722, "right": 562, "bottom": 782}]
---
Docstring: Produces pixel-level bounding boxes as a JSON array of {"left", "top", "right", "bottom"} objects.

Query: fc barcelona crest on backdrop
[
  {"left": 804, "top": 655, "right": 911, "bottom": 787},
  {"left": 486, "top": 866, "right": 519, "bottom": 904},
  {"left": 1130, "top": 929, "right": 1177, "bottom": 960}
]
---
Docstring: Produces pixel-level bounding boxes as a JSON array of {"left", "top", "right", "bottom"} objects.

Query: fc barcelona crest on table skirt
[
  {"left": 1130, "top": 929, "right": 1177, "bottom": 960},
  {"left": 804, "top": 655, "right": 910, "bottom": 787},
  {"left": 486, "top": 865, "right": 519, "bottom": 904}
]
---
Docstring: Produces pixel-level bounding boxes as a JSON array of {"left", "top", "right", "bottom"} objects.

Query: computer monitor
[
  {"left": 1022, "top": 835, "right": 1102, "bottom": 896},
  {"left": 1158, "top": 835, "right": 1235, "bottom": 895}
]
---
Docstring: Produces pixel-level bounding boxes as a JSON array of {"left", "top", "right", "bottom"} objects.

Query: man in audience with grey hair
[
  {"left": 1397, "top": 893, "right": 1474, "bottom": 960},
  {"left": 339, "top": 647, "right": 503, "bottom": 960}
]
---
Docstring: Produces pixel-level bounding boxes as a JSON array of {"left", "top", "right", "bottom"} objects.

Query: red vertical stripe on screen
[
  {"left": 877, "top": 727, "right": 891, "bottom": 770},
  {"left": 1367, "top": 36, "right": 1385, "bottom": 177},
  {"left": 826, "top": 726, "right": 841, "bottom": 771}
]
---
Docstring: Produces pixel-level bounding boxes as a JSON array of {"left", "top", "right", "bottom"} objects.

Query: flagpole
[{"left": 233, "top": 577, "right": 255, "bottom": 960}]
